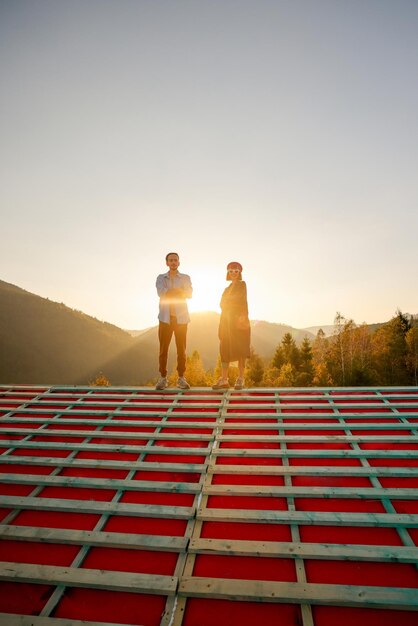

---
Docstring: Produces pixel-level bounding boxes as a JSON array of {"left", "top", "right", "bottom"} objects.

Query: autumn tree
[{"left": 89, "top": 372, "right": 111, "bottom": 386}]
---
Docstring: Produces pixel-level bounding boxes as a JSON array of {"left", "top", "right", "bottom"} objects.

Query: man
[{"left": 155, "top": 252, "right": 193, "bottom": 390}]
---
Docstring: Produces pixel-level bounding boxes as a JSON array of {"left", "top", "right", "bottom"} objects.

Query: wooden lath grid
[{"left": 0, "top": 385, "right": 418, "bottom": 626}]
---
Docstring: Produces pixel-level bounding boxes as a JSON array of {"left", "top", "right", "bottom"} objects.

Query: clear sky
[{"left": 1, "top": 0, "right": 417, "bottom": 330}]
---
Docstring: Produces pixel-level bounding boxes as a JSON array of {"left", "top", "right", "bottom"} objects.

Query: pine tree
[
  {"left": 296, "top": 336, "right": 314, "bottom": 386},
  {"left": 371, "top": 311, "right": 411, "bottom": 384},
  {"left": 406, "top": 317, "right": 418, "bottom": 385},
  {"left": 245, "top": 349, "right": 265, "bottom": 387}
]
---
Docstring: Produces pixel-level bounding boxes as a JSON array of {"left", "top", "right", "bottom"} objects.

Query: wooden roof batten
[{"left": 0, "top": 384, "right": 418, "bottom": 626}]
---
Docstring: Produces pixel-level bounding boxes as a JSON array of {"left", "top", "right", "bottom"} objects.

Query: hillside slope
[{"left": 0, "top": 280, "right": 132, "bottom": 384}]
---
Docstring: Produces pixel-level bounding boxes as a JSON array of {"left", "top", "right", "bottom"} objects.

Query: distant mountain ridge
[{"left": 0, "top": 278, "right": 386, "bottom": 385}]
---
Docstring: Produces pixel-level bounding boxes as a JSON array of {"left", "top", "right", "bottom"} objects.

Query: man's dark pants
[{"left": 158, "top": 316, "right": 187, "bottom": 377}]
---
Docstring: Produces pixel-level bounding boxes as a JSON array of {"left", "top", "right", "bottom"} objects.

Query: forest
[{"left": 141, "top": 310, "right": 418, "bottom": 388}]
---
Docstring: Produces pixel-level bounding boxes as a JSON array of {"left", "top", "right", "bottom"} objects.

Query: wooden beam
[
  {"left": 179, "top": 576, "right": 418, "bottom": 610},
  {"left": 0, "top": 495, "right": 194, "bottom": 519},
  {"left": 0, "top": 473, "right": 200, "bottom": 494},
  {"left": 0, "top": 562, "right": 176, "bottom": 595},
  {"left": 198, "top": 507, "right": 418, "bottom": 527},
  {"left": 0, "top": 427, "right": 213, "bottom": 441},
  {"left": 189, "top": 538, "right": 418, "bottom": 563},
  {"left": 203, "top": 484, "right": 418, "bottom": 499},
  {"left": 0, "top": 440, "right": 211, "bottom": 456},
  {"left": 0, "top": 524, "right": 187, "bottom": 552},
  {"left": 0, "top": 614, "right": 136, "bottom": 626},
  {"left": 0, "top": 455, "right": 206, "bottom": 473}
]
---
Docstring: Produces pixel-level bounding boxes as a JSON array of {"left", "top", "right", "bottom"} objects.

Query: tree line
[
  {"left": 167, "top": 310, "right": 418, "bottom": 387},
  {"left": 92, "top": 310, "right": 418, "bottom": 388}
]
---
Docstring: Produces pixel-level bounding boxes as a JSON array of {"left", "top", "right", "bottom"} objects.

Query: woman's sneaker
[
  {"left": 234, "top": 377, "right": 245, "bottom": 390},
  {"left": 177, "top": 376, "right": 190, "bottom": 389},
  {"left": 212, "top": 378, "right": 229, "bottom": 390},
  {"left": 155, "top": 376, "right": 168, "bottom": 390}
]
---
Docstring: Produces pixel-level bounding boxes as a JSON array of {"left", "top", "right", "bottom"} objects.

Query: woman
[{"left": 212, "top": 261, "right": 251, "bottom": 390}]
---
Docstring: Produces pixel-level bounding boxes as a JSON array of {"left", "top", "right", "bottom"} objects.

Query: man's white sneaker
[
  {"left": 177, "top": 376, "right": 190, "bottom": 389},
  {"left": 155, "top": 376, "right": 168, "bottom": 390}
]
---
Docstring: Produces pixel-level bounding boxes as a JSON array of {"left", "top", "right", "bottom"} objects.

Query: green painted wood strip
[
  {"left": 0, "top": 427, "right": 213, "bottom": 441},
  {"left": 0, "top": 524, "right": 187, "bottom": 551},
  {"left": 0, "top": 562, "right": 177, "bottom": 595},
  {"left": 3, "top": 390, "right": 414, "bottom": 397},
  {"left": 0, "top": 495, "right": 194, "bottom": 519},
  {"left": 224, "top": 413, "right": 416, "bottom": 419},
  {"left": 217, "top": 435, "right": 417, "bottom": 442},
  {"left": 1, "top": 417, "right": 217, "bottom": 429},
  {"left": 2, "top": 394, "right": 417, "bottom": 407},
  {"left": 0, "top": 439, "right": 211, "bottom": 455},
  {"left": 224, "top": 403, "right": 418, "bottom": 410},
  {"left": 5, "top": 399, "right": 418, "bottom": 409},
  {"left": 3, "top": 452, "right": 414, "bottom": 476},
  {"left": 218, "top": 423, "right": 415, "bottom": 431},
  {"left": 4, "top": 426, "right": 418, "bottom": 443},
  {"left": 178, "top": 576, "right": 418, "bottom": 609},
  {"left": 12, "top": 401, "right": 222, "bottom": 409},
  {"left": 4, "top": 392, "right": 417, "bottom": 401},
  {"left": 212, "top": 448, "right": 418, "bottom": 459},
  {"left": 208, "top": 464, "right": 418, "bottom": 476},
  {"left": 2, "top": 407, "right": 409, "bottom": 419},
  {"left": 197, "top": 507, "right": 418, "bottom": 527},
  {"left": 203, "top": 485, "right": 418, "bottom": 499},
  {"left": 213, "top": 448, "right": 418, "bottom": 458},
  {"left": 0, "top": 473, "right": 200, "bottom": 493},
  {"left": 189, "top": 538, "right": 418, "bottom": 563},
  {"left": 2, "top": 419, "right": 413, "bottom": 431},
  {"left": 0, "top": 455, "right": 207, "bottom": 472},
  {"left": 0, "top": 614, "right": 136, "bottom": 626}
]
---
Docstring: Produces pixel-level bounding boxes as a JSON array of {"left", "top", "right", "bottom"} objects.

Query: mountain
[
  {"left": 302, "top": 325, "right": 336, "bottom": 337},
  {"left": 2, "top": 278, "right": 393, "bottom": 386},
  {"left": 0, "top": 279, "right": 132, "bottom": 384}
]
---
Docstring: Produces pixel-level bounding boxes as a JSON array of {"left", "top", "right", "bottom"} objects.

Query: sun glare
[{"left": 188, "top": 270, "right": 222, "bottom": 314}]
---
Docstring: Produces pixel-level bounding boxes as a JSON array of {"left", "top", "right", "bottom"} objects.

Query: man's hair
[{"left": 165, "top": 252, "right": 179, "bottom": 262}]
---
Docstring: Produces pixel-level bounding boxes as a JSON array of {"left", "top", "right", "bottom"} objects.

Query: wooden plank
[
  {"left": 213, "top": 448, "right": 418, "bottom": 458},
  {"left": 198, "top": 507, "right": 418, "bottom": 527},
  {"left": 1, "top": 417, "right": 217, "bottom": 429},
  {"left": 0, "top": 427, "right": 213, "bottom": 441},
  {"left": 0, "top": 524, "right": 187, "bottom": 552},
  {"left": 189, "top": 538, "right": 418, "bottom": 563},
  {"left": 0, "top": 473, "right": 200, "bottom": 493},
  {"left": 0, "top": 495, "right": 194, "bottom": 519},
  {"left": 179, "top": 576, "right": 418, "bottom": 609},
  {"left": 0, "top": 440, "right": 211, "bottom": 455},
  {"left": 217, "top": 435, "right": 418, "bottom": 442},
  {"left": 223, "top": 413, "right": 416, "bottom": 420},
  {"left": 0, "top": 455, "right": 206, "bottom": 473},
  {"left": 208, "top": 464, "right": 418, "bottom": 476},
  {"left": 217, "top": 423, "right": 415, "bottom": 431},
  {"left": 0, "top": 614, "right": 136, "bottom": 626},
  {"left": 2, "top": 407, "right": 408, "bottom": 419},
  {"left": 203, "top": 485, "right": 418, "bottom": 499},
  {"left": 0, "top": 562, "right": 176, "bottom": 595}
]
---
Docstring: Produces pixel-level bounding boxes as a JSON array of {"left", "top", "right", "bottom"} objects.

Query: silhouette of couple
[{"left": 155, "top": 252, "right": 250, "bottom": 391}]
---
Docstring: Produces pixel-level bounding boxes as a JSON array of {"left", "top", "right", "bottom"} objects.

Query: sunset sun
[{"left": 188, "top": 270, "right": 222, "bottom": 314}]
